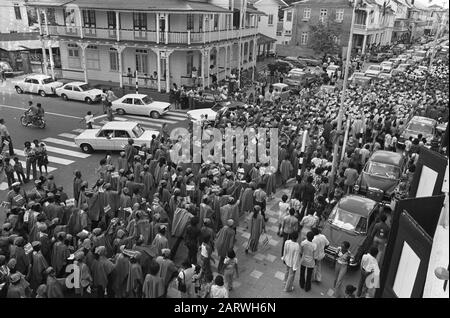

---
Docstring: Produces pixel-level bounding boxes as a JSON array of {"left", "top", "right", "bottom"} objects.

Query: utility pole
[{"left": 330, "top": 0, "right": 358, "bottom": 187}]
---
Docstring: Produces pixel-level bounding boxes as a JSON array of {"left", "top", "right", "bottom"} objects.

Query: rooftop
[{"left": 338, "top": 195, "right": 377, "bottom": 217}]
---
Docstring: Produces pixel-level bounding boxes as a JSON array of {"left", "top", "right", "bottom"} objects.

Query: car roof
[
  {"left": 272, "top": 83, "right": 289, "bottom": 88},
  {"left": 370, "top": 150, "right": 403, "bottom": 166},
  {"left": 27, "top": 74, "right": 51, "bottom": 79},
  {"left": 65, "top": 81, "right": 87, "bottom": 86},
  {"left": 338, "top": 195, "right": 377, "bottom": 217},
  {"left": 120, "top": 94, "right": 149, "bottom": 99},
  {"left": 101, "top": 121, "right": 140, "bottom": 130},
  {"left": 410, "top": 116, "right": 436, "bottom": 124}
]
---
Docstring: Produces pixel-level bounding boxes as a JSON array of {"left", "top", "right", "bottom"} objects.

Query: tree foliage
[{"left": 308, "top": 19, "right": 343, "bottom": 57}]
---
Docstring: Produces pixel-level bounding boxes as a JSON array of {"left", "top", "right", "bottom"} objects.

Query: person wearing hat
[
  {"left": 246, "top": 206, "right": 265, "bottom": 255},
  {"left": 91, "top": 245, "right": 114, "bottom": 298},
  {"left": 6, "top": 272, "right": 29, "bottom": 298},
  {"left": 28, "top": 179, "right": 46, "bottom": 203},
  {"left": 6, "top": 181, "right": 27, "bottom": 211},
  {"left": 124, "top": 138, "right": 138, "bottom": 166},
  {"left": 155, "top": 248, "right": 177, "bottom": 297},
  {"left": 118, "top": 152, "right": 129, "bottom": 175},
  {"left": 51, "top": 231, "right": 70, "bottom": 277},
  {"left": 170, "top": 203, "right": 193, "bottom": 260},
  {"left": 219, "top": 197, "right": 240, "bottom": 231},
  {"left": 12, "top": 236, "right": 30, "bottom": 276},
  {"left": 151, "top": 225, "right": 169, "bottom": 257},
  {"left": 44, "top": 267, "right": 64, "bottom": 298},
  {"left": 142, "top": 260, "right": 165, "bottom": 298},
  {"left": 215, "top": 219, "right": 236, "bottom": 274},
  {"left": 141, "top": 164, "right": 155, "bottom": 202},
  {"left": 29, "top": 241, "right": 48, "bottom": 292}
]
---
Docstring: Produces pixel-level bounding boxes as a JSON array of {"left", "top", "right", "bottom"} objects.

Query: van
[
  {"left": 284, "top": 68, "right": 306, "bottom": 86},
  {"left": 272, "top": 83, "right": 291, "bottom": 100}
]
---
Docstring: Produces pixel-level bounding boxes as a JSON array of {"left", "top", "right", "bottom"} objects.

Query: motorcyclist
[{"left": 25, "top": 102, "right": 44, "bottom": 125}]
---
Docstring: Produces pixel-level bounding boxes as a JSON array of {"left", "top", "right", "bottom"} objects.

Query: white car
[
  {"left": 380, "top": 61, "right": 394, "bottom": 73},
  {"left": 14, "top": 74, "right": 63, "bottom": 97},
  {"left": 187, "top": 101, "right": 245, "bottom": 122},
  {"left": 378, "top": 72, "right": 391, "bottom": 81},
  {"left": 55, "top": 82, "right": 103, "bottom": 104},
  {"left": 111, "top": 94, "right": 170, "bottom": 119},
  {"left": 74, "top": 121, "right": 159, "bottom": 153},
  {"left": 326, "top": 65, "right": 340, "bottom": 78},
  {"left": 365, "top": 65, "right": 382, "bottom": 78},
  {"left": 349, "top": 71, "right": 366, "bottom": 82}
]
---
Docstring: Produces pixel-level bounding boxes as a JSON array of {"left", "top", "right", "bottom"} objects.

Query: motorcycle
[{"left": 20, "top": 113, "right": 46, "bottom": 128}]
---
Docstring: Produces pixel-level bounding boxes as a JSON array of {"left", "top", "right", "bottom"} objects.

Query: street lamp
[{"left": 329, "top": 0, "right": 361, "bottom": 187}]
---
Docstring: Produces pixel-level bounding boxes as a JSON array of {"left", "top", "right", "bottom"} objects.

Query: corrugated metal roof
[
  {"left": 257, "top": 33, "right": 277, "bottom": 44},
  {"left": 26, "top": 0, "right": 230, "bottom": 12},
  {"left": 0, "top": 39, "right": 59, "bottom": 52}
]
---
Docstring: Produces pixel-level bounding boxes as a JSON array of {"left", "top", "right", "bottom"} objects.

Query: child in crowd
[{"left": 223, "top": 250, "right": 239, "bottom": 291}]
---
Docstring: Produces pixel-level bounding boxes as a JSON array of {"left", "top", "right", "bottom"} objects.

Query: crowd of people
[{"left": 0, "top": 44, "right": 448, "bottom": 298}]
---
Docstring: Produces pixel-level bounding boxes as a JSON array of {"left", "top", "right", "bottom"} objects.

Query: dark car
[
  {"left": 398, "top": 116, "right": 437, "bottom": 148},
  {"left": 369, "top": 53, "right": 385, "bottom": 63},
  {"left": 354, "top": 150, "right": 405, "bottom": 200},
  {"left": 193, "top": 91, "right": 226, "bottom": 109},
  {"left": 322, "top": 195, "right": 381, "bottom": 267}
]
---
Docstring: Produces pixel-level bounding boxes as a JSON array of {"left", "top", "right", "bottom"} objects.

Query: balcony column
[
  {"left": 362, "top": 34, "right": 368, "bottom": 54},
  {"left": 209, "top": 14, "right": 213, "bottom": 43},
  {"left": 164, "top": 50, "right": 174, "bottom": 93},
  {"left": 156, "top": 49, "right": 161, "bottom": 92},
  {"left": 225, "top": 45, "right": 228, "bottom": 76},
  {"left": 37, "top": 9, "right": 48, "bottom": 75},
  {"left": 78, "top": 42, "right": 89, "bottom": 83},
  {"left": 77, "top": 8, "right": 84, "bottom": 39},
  {"left": 116, "top": 11, "right": 120, "bottom": 42},
  {"left": 156, "top": 13, "right": 160, "bottom": 44},
  {"left": 201, "top": 49, "right": 206, "bottom": 89},
  {"left": 207, "top": 48, "right": 211, "bottom": 88},
  {"left": 43, "top": 9, "right": 55, "bottom": 79},
  {"left": 203, "top": 15, "right": 206, "bottom": 43},
  {"left": 165, "top": 14, "right": 169, "bottom": 45},
  {"left": 113, "top": 44, "right": 125, "bottom": 88}
]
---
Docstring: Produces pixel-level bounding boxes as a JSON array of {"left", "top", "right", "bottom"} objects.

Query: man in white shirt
[
  {"left": 282, "top": 231, "right": 300, "bottom": 292},
  {"left": 357, "top": 246, "right": 379, "bottom": 298},
  {"left": 312, "top": 227, "right": 329, "bottom": 283}
]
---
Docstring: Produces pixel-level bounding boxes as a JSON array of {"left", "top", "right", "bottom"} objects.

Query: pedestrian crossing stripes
[
  {"left": 43, "top": 145, "right": 90, "bottom": 159},
  {"left": 42, "top": 138, "right": 78, "bottom": 148},
  {"left": 110, "top": 111, "right": 188, "bottom": 131},
  {"left": 14, "top": 149, "right": 75, "bottom": 165}
]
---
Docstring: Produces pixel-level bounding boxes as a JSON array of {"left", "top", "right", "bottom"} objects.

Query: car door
[
  {"left": 113, "top": 130, "right": 131, "bottom": 150},
  {"left": 72, "top": 85, "right": 83, "bottom": 101},
  {"left": 30, "top": 79, "right": 40, "bottom": 94},
  {"left": 119, "top": 97, "right": 133, "bottom": 113},
  {"left": 62, "top": 85, "right": 73, "bottom": 99},
  {"left": 95, "top": 129, "right": 114, "bottom": 150},
  {"left": 133, "top": 98, "right": 146, "bottom": 115},
  {"left": 22, "top": 78, "right": 32, "bottom": 92}
]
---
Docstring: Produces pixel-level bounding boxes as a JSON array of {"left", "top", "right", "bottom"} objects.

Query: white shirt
[
  {"left": 361, "top": 253, "right": 379, "bottom": 274},
  {"left": 312, "top": 234, "right": 329, "bottom": 261},
  {"left": 282, "top": 240, "right": 300, "bottom": 271}
]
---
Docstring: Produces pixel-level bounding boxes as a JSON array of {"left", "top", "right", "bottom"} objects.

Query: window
[
  {"left": 213, "top": 14, "right": 219, "bottom": 30},
  {"left": 268, "top": 14, "right": 274, "bottom": 25},
  {"left": 133, "top": 98, "right": 144, "bottom": 105},
  {"left": 82, "top": 10, "right": 96, "bottom": 28},
  {"left": 115, "top": 130, "right": 130, "bottom": 138},
  {"left": 109, "top": 48, "right": 119, "bottom": 71},
  {"left": 187, "top": 14, "right": 194, "bottom": 31},
  {"left": 300, "top": 32, "right": 308, "bottom": 45},
  {"left": 73, "top": 86, "right": 81, "bottom": 92},
  {"left": 86, "top": 46, "right": 99, "bottom": 70},
  {"left": 320, "top": 9, "right": 327, "bottom": 23},
  {"left": 199, "top": 14, "right": 203, "bottom": 31},
  {"left": 303, "top": 8, "right": 311, "bottom": 20},
  {"left": 122, "top": 98, "right": 133, "bottom": 104},
  {"left": 133, "top": 12, "right": 147, "bottom": 30},
  {"left": 97, "top": 130, "right": 114, "bottom": 138},
  {"left": 335, "top": 9, "right": 344, "bottom": 22},
  {"left": 286, "top": 11, "right": 292, "bottom": 22},
  {"left": 107, "top": 11, "right": 116, "bottom": 29},
  {"left": 285, "top": 30, "right": 291, "bottom": 35},
  {"left": 14, "top": 5, "right": 21, "bottom": 20},
  {"left": 67, "top": 43, "right": 80, "bottom": 69},
  {"left": 64, "top": 85, "right": 73, "bottom": 90},
  {"left": 258, "top": 16, "right": 261, "bottom": 22},
  {"left": 135, "top": 50, "right": 148, "bottom": 74},
  {"left": 63, "top": 9, "right": 75, "bottom": 26}
]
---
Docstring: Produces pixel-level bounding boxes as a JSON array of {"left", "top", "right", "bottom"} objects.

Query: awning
[
  {"left": 257, "top": 33, "right": 277, "bottom": 45},
  {"left": 0, "top": 40, "right": 59, "bottom": 52}
]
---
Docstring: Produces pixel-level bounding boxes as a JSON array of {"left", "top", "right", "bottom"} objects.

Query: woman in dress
[
  {"left": 35, "top": 142, "right": 48, "bottom": 176},
  {"left": 333, "top": 241, "right": 352, "bottom": 298},
  {"left": 245, "top": 205, "right": 265, "bottom": 254}
]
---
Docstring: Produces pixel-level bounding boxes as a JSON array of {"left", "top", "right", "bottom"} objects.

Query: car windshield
[
  {"left": 367, "top": 162, "right": 400, "bottom": 179},
  {"left": 414, "top": 52, "right": 426, "bottom": 57},
  {"left": 329, "top": 207, "right": 367, "bottom": 233},
  {"left": 407, "top": 122, "right": 434, "bottom": 134},
  {"left": 142, "top": 96, "right": 153, "bottom": 104},
  {"left": 79, "top": 84, "right": 92, "bottom": 91},
  {"left": 132, "top": 124, "right": 145, "bottom": 138},
  {"left": 42, "top": 78, "right": 55, "bottom": 84},
  {"left": 211, "top": 104, "right": 225, "bottom": 112},
  {"left": 369, "top": 66, "right": 381, "bottom": 71}
]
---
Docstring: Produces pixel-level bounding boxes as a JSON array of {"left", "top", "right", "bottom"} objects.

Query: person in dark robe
[
  {"left": 135, "top": 212, "right": 151, "bottom": 245},
  {"left": 7, "top": 273, "right": 28, "bottom": 298},
  {"left": 154, "top": 158, "right": 167, "bottom": 186},
  {"left": 215, "top": 220, "right": 236, "bottom": 273},
  {"left": 219, "top": 197, "right": 241, "bottom": 230},
  {"left": 73, "top": 171, "right": 83, "bottom": 207},
  {"left": 111, "top": 247, "right": 130, "bottom": 298},
  {"left": 170, "top": 204, "right": 193, "bottom": 260},
  {"left": 124, "top": 139, "right": 137, "bottom": 166},
  {"left": 200, "top": 218, "right": 215, "bottom": 251},
  {"left": 246, "top": 206, "right": 265, "bottom": 254},
  {"left": 155, "top": 248, "right": 177, "bottom": 297},
  {"left": 142, "top": 260, "right": 165, "bottom": 298},
  {"left": 91, "top": 246, "right": 115, "bottom": 298},
  {"left": 184, "top": 217, "right": 201, "bottom": 265},
  {"left": 133, "top": 156, "right": 143, "bottom": 184},
  {"left": 51, "top": 232, "right": 70, "bottom": 277},
  {"left": 280, "top": 155, "right": 294, "bottom": 187},
  {"left": 37, "top": 225, "right": 51, "bottom": 265},
  {"left": 141, "top": 165, "right": 155, "bottom": 202},
  {"left": 12, "top": 237, "right": 29, "bottom": 276},
  {"left": 117, "top": 152, "right": 129, "bottom": 174},
  {"left": 199, "top": 197, "right": 214, "bottom": 227},
  {"left": 77, "top": 181, "right": 89, "bottom": 209},
  {"left": 118, "top": 188, "right": 132, "bottom": 221},
  {"left": 44, "top": 267, "right": 64, "bottom": 298},
  {"left": 126, "top": 252, "right": 143, "bottom": 298},
  {"left": 29, "top": 241, "right": 48, "bottom": 292},
  {"left": 240, "top": 182, "right": 255, "bottom": 216}
]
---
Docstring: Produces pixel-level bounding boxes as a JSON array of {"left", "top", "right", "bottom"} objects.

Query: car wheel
[
  {"left": 150, "top": 111, "right": 160, "bottom": 119},
  {"left": 116, "top": 108, "right": 125, "bottom": 115},
  {"left": 80, "top": 144, "right": 94, "bottom": 153},
  {"left": 85, "top": 97, "right": 93, "bottom": 104},
  {"left": 39, "top": 90, "right": 46, "bottom": 97},
  {"left": 61, "top": 94, "right": 68, "bottom": 101},
  {"left": 16, "top": 87, "right": 23, "bottom": 94}
]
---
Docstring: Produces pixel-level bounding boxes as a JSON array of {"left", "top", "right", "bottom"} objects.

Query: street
[{"left": 0, "top": 77, "right": 358, "bottom": 298}]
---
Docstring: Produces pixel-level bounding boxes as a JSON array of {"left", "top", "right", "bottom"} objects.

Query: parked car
[
  {"left": 187, "top": 101, "right": 246, "bottom": 122},
  {"left": 284, "top": 68, "right": 306, "bottom": 86},
  {"left": 364, "top": 65, "right": 382, "bottom": 78},
  {"left": 14, "top": 74, "right": 63, "bottom": 97},
  {"left": 398, "top": 116, "right": 437, "bottom": 148},
  {"left": 380, "top": 61, "right": 394, "bottom": 73},
  {"left": 396, "top": 63, "right": 410, "bottom": 72},
  {"left": 272, "top": 83, "right": 291, "bottom": 99},
  {"left": 193, "top": 91, "right": 227, "bottom": 109},
  {"left": 326, "top": 64, "right": 340, "bottom": 78},
  {"left": 378, "top": 72, "right": 392, "bottom": 81},
  {"left": 383, "top": 50, "right": 394, "bottom": 59},
  {"left": 55, "top": 82, "right": 103, "bottom": 104},
  {"left": 354, "top": 150, "right": 405, "bottom": 200},
  {"left": 388, "top": 58, "right": 401, "bottom": 68},
  {"left": 75, "top": 121, "right": 159, "bottom": 153},
  {"left": 0, "top": 61, "right": 13, "bottom": 77},
  {"left": 322, "top": 195, "right": 382, "bottom": 267},
  {"left": 369, "top": 53, "right": 385, "bottom": 62},
  {"left": 352, "top": 75, "right": 372, "bottom": 87},
  {"left": 397, "top": 54, "right": 409, "bottom": 63},
  {"left": 111, "top": 94, "right": 170, "bottom": 119},
  {"left": 297, "top": 57, "right": 322, "bottom": 66}
]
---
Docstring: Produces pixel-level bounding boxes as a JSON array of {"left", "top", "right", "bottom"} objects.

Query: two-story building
[
  {"left": 0, "top": 0, "right": 30, "bottom": 33},
  {"left": 391, "top": 0, "right": 411, "bottom": 43},
  {"left": 27, "top": 0, "right": 261, "bottom": 92},
  {"left": 277, "top": 5, "right": 294, "bottom": 45}
]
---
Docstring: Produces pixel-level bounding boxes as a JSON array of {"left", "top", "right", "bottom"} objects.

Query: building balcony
[
  {"left": 46, "top": 25, "right": 257, "bottom": 45},
  {"left": 353, "top": 24, "right": 383, "bottom": 34}
]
